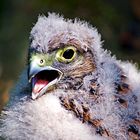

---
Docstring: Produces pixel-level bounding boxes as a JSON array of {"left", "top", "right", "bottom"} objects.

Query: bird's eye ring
[{"left": 55, "top": 46, "right": 76, "bottom": 63}]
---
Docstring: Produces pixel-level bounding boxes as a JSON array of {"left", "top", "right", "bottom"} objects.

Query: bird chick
[{"left": 0, "top": 13, "right": 140, "bottom": 140}]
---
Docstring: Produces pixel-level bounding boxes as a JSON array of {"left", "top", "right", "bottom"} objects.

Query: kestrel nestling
[{"left": 0, "top": 13, "right": 140, "bottom": 140}]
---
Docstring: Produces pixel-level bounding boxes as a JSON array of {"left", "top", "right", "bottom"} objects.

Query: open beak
[{"left": 29, "top": 64, "right": 63, "bottom": 100}]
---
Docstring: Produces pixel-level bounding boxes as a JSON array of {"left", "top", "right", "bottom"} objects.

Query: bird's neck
[{"left": 57, "top": 61, "right": 131, "bottom": 139}]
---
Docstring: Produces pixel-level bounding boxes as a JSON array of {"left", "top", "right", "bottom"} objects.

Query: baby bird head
[{"left": 28, "top": 13, "right": 102, "bottom": 99}]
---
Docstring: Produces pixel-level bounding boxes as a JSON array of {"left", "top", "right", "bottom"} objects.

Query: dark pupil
[{"left": 63, "top": 49, "right": 74, "bottom": 59}]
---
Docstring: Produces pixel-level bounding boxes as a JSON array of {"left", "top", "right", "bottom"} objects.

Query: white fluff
[{"left": 0, "top": 89, "right": 104, "bottom": 140}]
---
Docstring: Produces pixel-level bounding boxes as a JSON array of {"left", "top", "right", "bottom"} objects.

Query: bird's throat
[
  {"left": 30, "top": 69, "right": 63, "bottom": 99},
  {"left": 32, "top": 77, "right": 49, "bottom": 94}
]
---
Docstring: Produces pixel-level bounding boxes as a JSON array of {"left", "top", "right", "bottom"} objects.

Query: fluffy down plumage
[{"left": 0, "top": 13, "right": 140, "bottom": 140}]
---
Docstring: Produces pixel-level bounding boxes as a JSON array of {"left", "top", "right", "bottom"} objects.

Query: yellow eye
[{"left": 55, "top": 46, "right": 76, "bottom": 63}]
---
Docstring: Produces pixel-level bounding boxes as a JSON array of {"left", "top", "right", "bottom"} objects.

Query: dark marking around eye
[{"left": 63, "top": 49, "right": 74, "bottom": 59}]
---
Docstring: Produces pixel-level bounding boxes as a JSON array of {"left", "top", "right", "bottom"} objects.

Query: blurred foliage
[
  {"left": 0, "top": 0, "right": 140, "bottom": 109},
  {"left": 0, "top": 80, "right": 12, "bottom": 112}
]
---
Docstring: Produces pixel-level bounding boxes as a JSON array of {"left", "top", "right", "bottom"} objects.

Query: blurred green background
[{"left": 0, "top": 0, "right": 140, "bottom": 110}]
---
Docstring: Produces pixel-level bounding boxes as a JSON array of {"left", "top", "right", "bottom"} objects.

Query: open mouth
[{"left": 31, "top": 69, "right": 63, "bottom": 99}]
